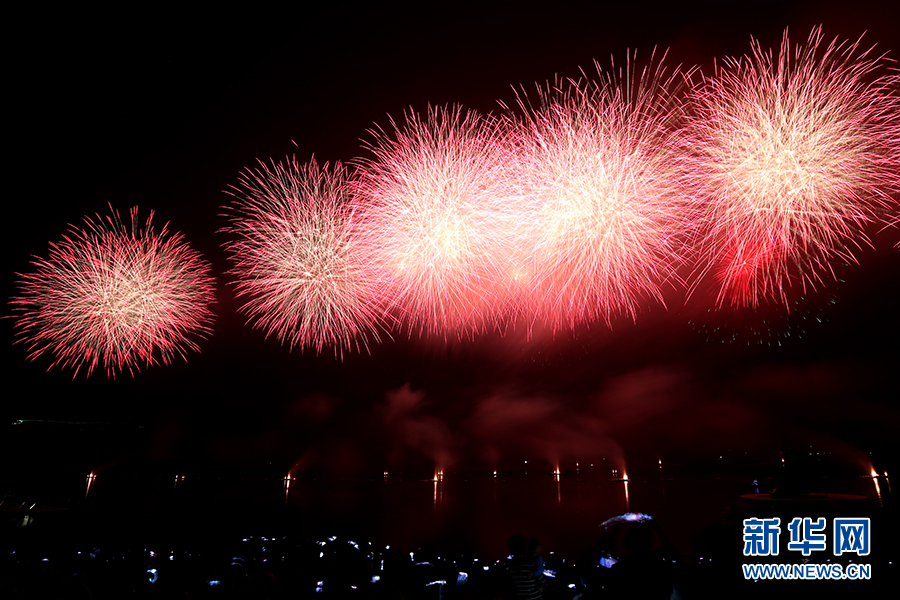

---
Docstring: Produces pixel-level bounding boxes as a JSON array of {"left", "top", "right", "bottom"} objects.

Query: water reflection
[
  {"left": 554, "top": 467, "right": 560, "bottom": 504},
  {"left": 871, "top": 469, "right": 883, "bottom": 507},
  {"left": 67, "top": 461, "right": 893, "bottom": 561},
  {"left": 433, "top": 470, "right": 443, "bottom": 508}
]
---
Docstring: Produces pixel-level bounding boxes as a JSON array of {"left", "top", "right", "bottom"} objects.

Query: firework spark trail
[
  {"left": 684, "top": 26, "right": 900, "bottom": 307},
  {"left": 12, "top": 208, "right": 215, "bottom": 377},
  {"left": 224, "top": 158, "right": 381, "bottom": 355},
  {"left": 355, "top": 106, "right": 521, "bottom": 336},
  {"left": 507, "top": 49, "right": 693, "bottom": 330},
  {"left": 886, "top": 213, "right": 900, "bottom": 249}
]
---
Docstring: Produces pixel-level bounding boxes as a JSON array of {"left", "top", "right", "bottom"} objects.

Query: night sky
[{"left": 4, "top": 1, "right": 899, "bottom": 478}]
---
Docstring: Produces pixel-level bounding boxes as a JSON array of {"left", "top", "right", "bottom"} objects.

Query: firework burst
[
  {"left": 355, "top": 106, "right": 519, "bottom": 336},
  {"left": 508, "top": 50, "right": 692, "bottom": 329},
  {"left": 224, "top": 158, "right": 381, "bottom": 355},
  {"left": 685, "top": 26, "right": 900, "bottom": 307},
  {"left": 12, "top": 208, "right": 215, "bottom": 377}
]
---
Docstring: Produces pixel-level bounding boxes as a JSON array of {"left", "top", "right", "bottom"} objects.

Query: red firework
[
  {"left": 224, "top": 157, "right": 382, "bottom": 354},
  {"left": 354, "top": 106, "right": 520, "bottom": 336},
  {"left": 684, "top": 26, "right": 900, "bottom": 307},
  {"left": 12, "top": 208, "right": 215, "bottom": 377},
  {"left": 507, "top": 50, "right": 693, "bottom": 329}
]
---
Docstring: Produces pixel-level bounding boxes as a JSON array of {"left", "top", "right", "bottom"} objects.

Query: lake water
[{"left": 5, "top": 462, "right": 891, "bottom": 562}]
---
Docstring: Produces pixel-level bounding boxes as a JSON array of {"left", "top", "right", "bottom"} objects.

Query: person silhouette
[
  {"left": 607, "top": 522, "right": 673, "bottom": 599},
  {"left": 507, "top": 534, "right": 545, "bottom": 599}
]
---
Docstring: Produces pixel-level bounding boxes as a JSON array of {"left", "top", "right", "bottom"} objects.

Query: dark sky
[{"left": 3, "top": 1, "right": 899, "bottom": 476}]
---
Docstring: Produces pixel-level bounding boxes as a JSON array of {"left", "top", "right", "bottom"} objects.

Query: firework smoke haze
[
  {"left": 355, "top": 106, "right": 520, "bottom": 336},
  {"left": 508, "top": 50, "right": 692, "bottom": 329},
  {"left": 12, "top": 208, "right": 215, "bottom": 377},
  {"left": 685, "top": 26, "right": 900, "bottom": 307},
  {"left": 224, "top": 158, "right": 381, "bottom": 355}
]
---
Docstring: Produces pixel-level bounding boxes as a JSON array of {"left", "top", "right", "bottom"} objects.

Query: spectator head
[{"left": 508, "top": 534, "right": 527, "bottom": 557}]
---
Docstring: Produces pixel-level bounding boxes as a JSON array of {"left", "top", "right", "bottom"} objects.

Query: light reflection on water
[
  {"left": 23, "top": 467, "right": 890, "bottom": 561},
  {"left": 84, "top": 472, "right": 96, "bottom": 498},
  {"left": 286, "top": 470, "right": 884, "bottom": 558}
]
